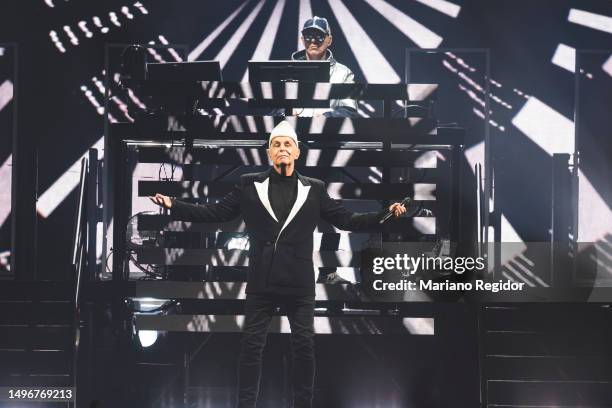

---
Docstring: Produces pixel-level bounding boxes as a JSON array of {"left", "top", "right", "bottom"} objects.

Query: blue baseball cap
[{"left": 302, "top": 16, "right": 331, "bottom": 36}]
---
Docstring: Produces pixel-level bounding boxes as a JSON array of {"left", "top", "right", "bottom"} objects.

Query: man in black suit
[{"left": 150, "top": 121, "right": 406, "bottom": 408}]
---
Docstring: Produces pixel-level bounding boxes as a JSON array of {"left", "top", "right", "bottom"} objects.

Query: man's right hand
[{"left": 149, "top": 193, "right": 173, "bottom": 209}]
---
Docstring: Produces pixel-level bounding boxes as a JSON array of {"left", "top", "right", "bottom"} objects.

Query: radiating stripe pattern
[
  {"left": 0, "top": 80, "right": 14, "bottom": 230},
  {"left": 188, "top": 1, "right": 249, "bottom": 61},
  {"left": 297, "top": 0, "right": 313, "bottom": 50},
  {"left": 241, "top": 0, "right": 287, "bottom": 82},
  {"left": 185, "top": 0, "right": 446, "bottom": 80},
  {"left": 568, "top": 8, "right": 612, "bottom": 34}
]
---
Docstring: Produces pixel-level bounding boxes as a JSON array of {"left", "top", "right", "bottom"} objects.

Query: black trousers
[{"left": 237, "top": 293, "right": 316, "bottom": 408}]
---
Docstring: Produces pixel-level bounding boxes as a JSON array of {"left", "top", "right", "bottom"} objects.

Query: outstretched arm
[
  {"left": 149, "top": 184, "right": 241, "bottom": 223},
  {"left": 319, "top": 184, "right": 406, "bottom": 231}
]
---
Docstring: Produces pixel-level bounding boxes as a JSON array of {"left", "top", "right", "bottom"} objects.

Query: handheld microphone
[{"left": 379, "top": 196, "right": 411, "bottom": 224}]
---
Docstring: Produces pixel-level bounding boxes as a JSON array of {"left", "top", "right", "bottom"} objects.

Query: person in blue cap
[{"left": 291, "top": 16, "right": 358, "bottom": 117}]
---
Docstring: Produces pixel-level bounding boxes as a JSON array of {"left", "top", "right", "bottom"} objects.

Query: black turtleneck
[{"left": 268, "top": 169, "right": 298, "bottom": 226}]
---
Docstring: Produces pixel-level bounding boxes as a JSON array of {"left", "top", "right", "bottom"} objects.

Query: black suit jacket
[{"left": 170, "top": 168, "right": 384, "bottom": 295}]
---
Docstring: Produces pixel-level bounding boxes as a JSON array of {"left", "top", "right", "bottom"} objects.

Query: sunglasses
[{"left": 303, "top": 33, "right": 326, "bottom": 44}]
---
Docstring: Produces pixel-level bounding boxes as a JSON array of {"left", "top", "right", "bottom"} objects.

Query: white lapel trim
[
  {"left": 254, "top": 178, "right": 278, "bottom": 222},
  {"left": 278, "top": 178, "right": 311, "bottom": 237}
]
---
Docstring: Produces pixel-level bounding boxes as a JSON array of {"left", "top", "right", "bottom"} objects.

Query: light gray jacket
[{"left": 291, "top": 49, "right": 358, "bottom": 115}]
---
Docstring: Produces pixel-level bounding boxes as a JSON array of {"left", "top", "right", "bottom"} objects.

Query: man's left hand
[{"left": 388, "top": 202, "right": 407, "bottom": 217}]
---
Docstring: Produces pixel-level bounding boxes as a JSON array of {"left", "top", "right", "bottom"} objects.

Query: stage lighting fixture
[
  {"left": 133, "top": 298, "right": 171, "bottom": 312},
  {"left": 226, "top": 236, "right": 251, "bottom": 251},
  {"left": 138, "top": 330, "right": 159, "bottom": 348}
]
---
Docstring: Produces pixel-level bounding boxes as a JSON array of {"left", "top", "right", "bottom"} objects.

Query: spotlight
[{"left": 137, "top": 330, "right": 158, "bottom": 348}]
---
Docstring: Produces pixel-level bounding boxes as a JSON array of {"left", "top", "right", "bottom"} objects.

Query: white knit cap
[{"left": 269, "top": 120, "right": 298, "bottom": 146}]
